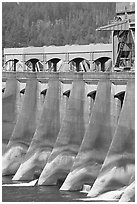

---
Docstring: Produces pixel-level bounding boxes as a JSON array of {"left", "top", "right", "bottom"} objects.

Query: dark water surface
[{"left": 2, "top": 176, "right": 89, "bottom": 202}]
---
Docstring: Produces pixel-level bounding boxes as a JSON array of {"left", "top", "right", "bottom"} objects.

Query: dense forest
[{"left": 2, "top": 2, "right": 116, "bottom": 48}]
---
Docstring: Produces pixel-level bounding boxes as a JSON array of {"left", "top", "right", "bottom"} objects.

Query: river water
[{"left": 2, "top": 176, "right": 90, "bottom": 202}]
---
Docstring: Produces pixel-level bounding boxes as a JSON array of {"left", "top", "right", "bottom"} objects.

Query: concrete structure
[
  {"left": 12, "top": 76, "right": 61, "bottom": 181},
  {"left": 2, "top": 2, "right": 135, "bottom": 202},
  {"left": 119, "top": 180, "right": 135, "bottom": 202},
  {"left": 2, "top": 75, "right": 40, "bottom": 175},
  {"left": 60, "top": 79, "right": 117, "bottom": 191},
  {"left": 3, "top": 44, "right": 112, "bottom": 72},
  {"left": 2, "top": 71, "right": 135, "bottom": 202},
  {"left": 2, "top": 77, "right": 20, "bottom": 146},
  {"left": 38, "top": 75, "right": 86, "bottom": 185},
  {"left": 88, "top": 79, "right": 135, "bottom": 199},
  {"left": 97, "top": 2, "right": 135, "bottom": 72}
]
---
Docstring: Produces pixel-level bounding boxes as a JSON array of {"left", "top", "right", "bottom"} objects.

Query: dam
[{"left": 2, "top": 2, "right": 135, "bottom": 202}]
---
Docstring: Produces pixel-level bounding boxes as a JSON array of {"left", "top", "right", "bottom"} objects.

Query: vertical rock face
[
  {"left": 2, "top": 78, "right": 20, "bottom": 147},
  {"left": 38, "top": 76, "right": 86, "bottom": 186},
  {"left": 60, "top": 79, "right": 117, "bottom": 191},
  {"left": 13, "top": 77, "right": 61, "bottom": 181},
  {"left": 2, "top": 76, "right": 39, "bottom": 176},
  {"left": 87, "top": 79, "right": 135, "bottom": 201}
]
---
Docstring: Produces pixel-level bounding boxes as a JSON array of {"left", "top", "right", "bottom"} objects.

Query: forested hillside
[{"left": 2, "top": 2, "right": 116, "bottom": 48}]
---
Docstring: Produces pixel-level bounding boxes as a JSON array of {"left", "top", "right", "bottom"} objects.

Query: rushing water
[{"left": 2, "top": 176, "right": 89, "bottom": 202}]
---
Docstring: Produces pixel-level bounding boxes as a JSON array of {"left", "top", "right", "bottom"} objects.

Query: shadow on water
[
  {"left": 2, "top": 176, "right": 88, "bottom": 202},
  {"left": 2, "top": 176, "right": 112, "bottom": 202}
]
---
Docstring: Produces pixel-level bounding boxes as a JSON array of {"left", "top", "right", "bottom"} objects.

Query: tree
[{"left": 2, "top": 2, "right": 116, "bottom": 48}]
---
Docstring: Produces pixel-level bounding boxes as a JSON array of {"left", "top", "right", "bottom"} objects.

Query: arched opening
[
  {"left": 25, "top": 58, "right": 40, "bottom": 72},
  {"left": 69, "top": 57, "right": 90, "bottom": 72},
  {"left": 94, "top": 57, "right": 111, "bottom": 72},
  {"left": 4, "top": 59, "right": 29, "bottom": 72},
  {"left": 46, "top": 58, "right": 61, "bottom": 72},
  {"left": 4, "top": 59, "right": 19, "bottom": 71}
]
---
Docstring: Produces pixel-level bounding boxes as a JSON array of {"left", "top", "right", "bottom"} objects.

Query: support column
[
  {"left": 60, "top": 79, "right": 117, "bottom": 191},
  {"left": 2, "top": 73, "right": 39, "bottom": 176},
  {"left": 38, "top": 74, "right": 85, "bottom": 186},
  {"left": 13, "top": 59, "right": 19, "bottom": 71},
  {"left": 13, "top": 75, "right": 61, "bottom": 181},
  {"left": 88, "top": 79, "right": 135, "bottom": 201},
  {"left": 2, "top": 76, "right": 20, "bottom": 147}
]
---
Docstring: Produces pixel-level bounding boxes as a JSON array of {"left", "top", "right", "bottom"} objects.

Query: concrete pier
[
  {"left": 2, "top": 77, "right": 20, "bottom": 148},
  {"left": 2, "top": 71, "right": 135, "bottom": 202},
  {"left": 2, "top": 75, "right": 40, "bottom": 175},
  {"left": 87, "top": 79, "right": 135, "bottom": 200},
  {"left": 60, "top": 79, "right": 117, "bottom": 191},
  {"left": 38, "top": 75, "right": 86, "bottom": 185},
  {"left": 13, "top": 76, "right": 61, "bottom": 181},
  {"left": 2, "top": 2, "right": 135, "bottom": 201}
]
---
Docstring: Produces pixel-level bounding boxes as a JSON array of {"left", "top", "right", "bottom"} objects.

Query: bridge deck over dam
[
  {"left": 4, "top": 44, "right": 112, "bottom": 62},
  {"left": 3, "top": 44, "right": 112, "bottom": 72}
]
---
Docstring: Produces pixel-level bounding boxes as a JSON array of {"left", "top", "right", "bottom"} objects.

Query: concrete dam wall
[{"left": 2, "top": 71, "right": 135, "bottom": 202}]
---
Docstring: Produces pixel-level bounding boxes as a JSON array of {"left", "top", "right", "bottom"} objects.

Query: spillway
[
  {"left": 2, "top": 77, "right": 20, "bottom": 148},
  {"left": 13, "top": 76, "right": 61, "bottom": 181},
  {"left": 87, "top": 79, "right": 135, "bottom": 200},
  {"left": 38, "top": 75, "right": 86, "bottom": 185},
  {"left": 60, "top": 79, "right": 117, "bottom": 191},
  {"left": 2, "top": 71, "right": 135, "bottom": 202},
  {"left": 2, "top": 74, "right": 40, "bottom": 175}
]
